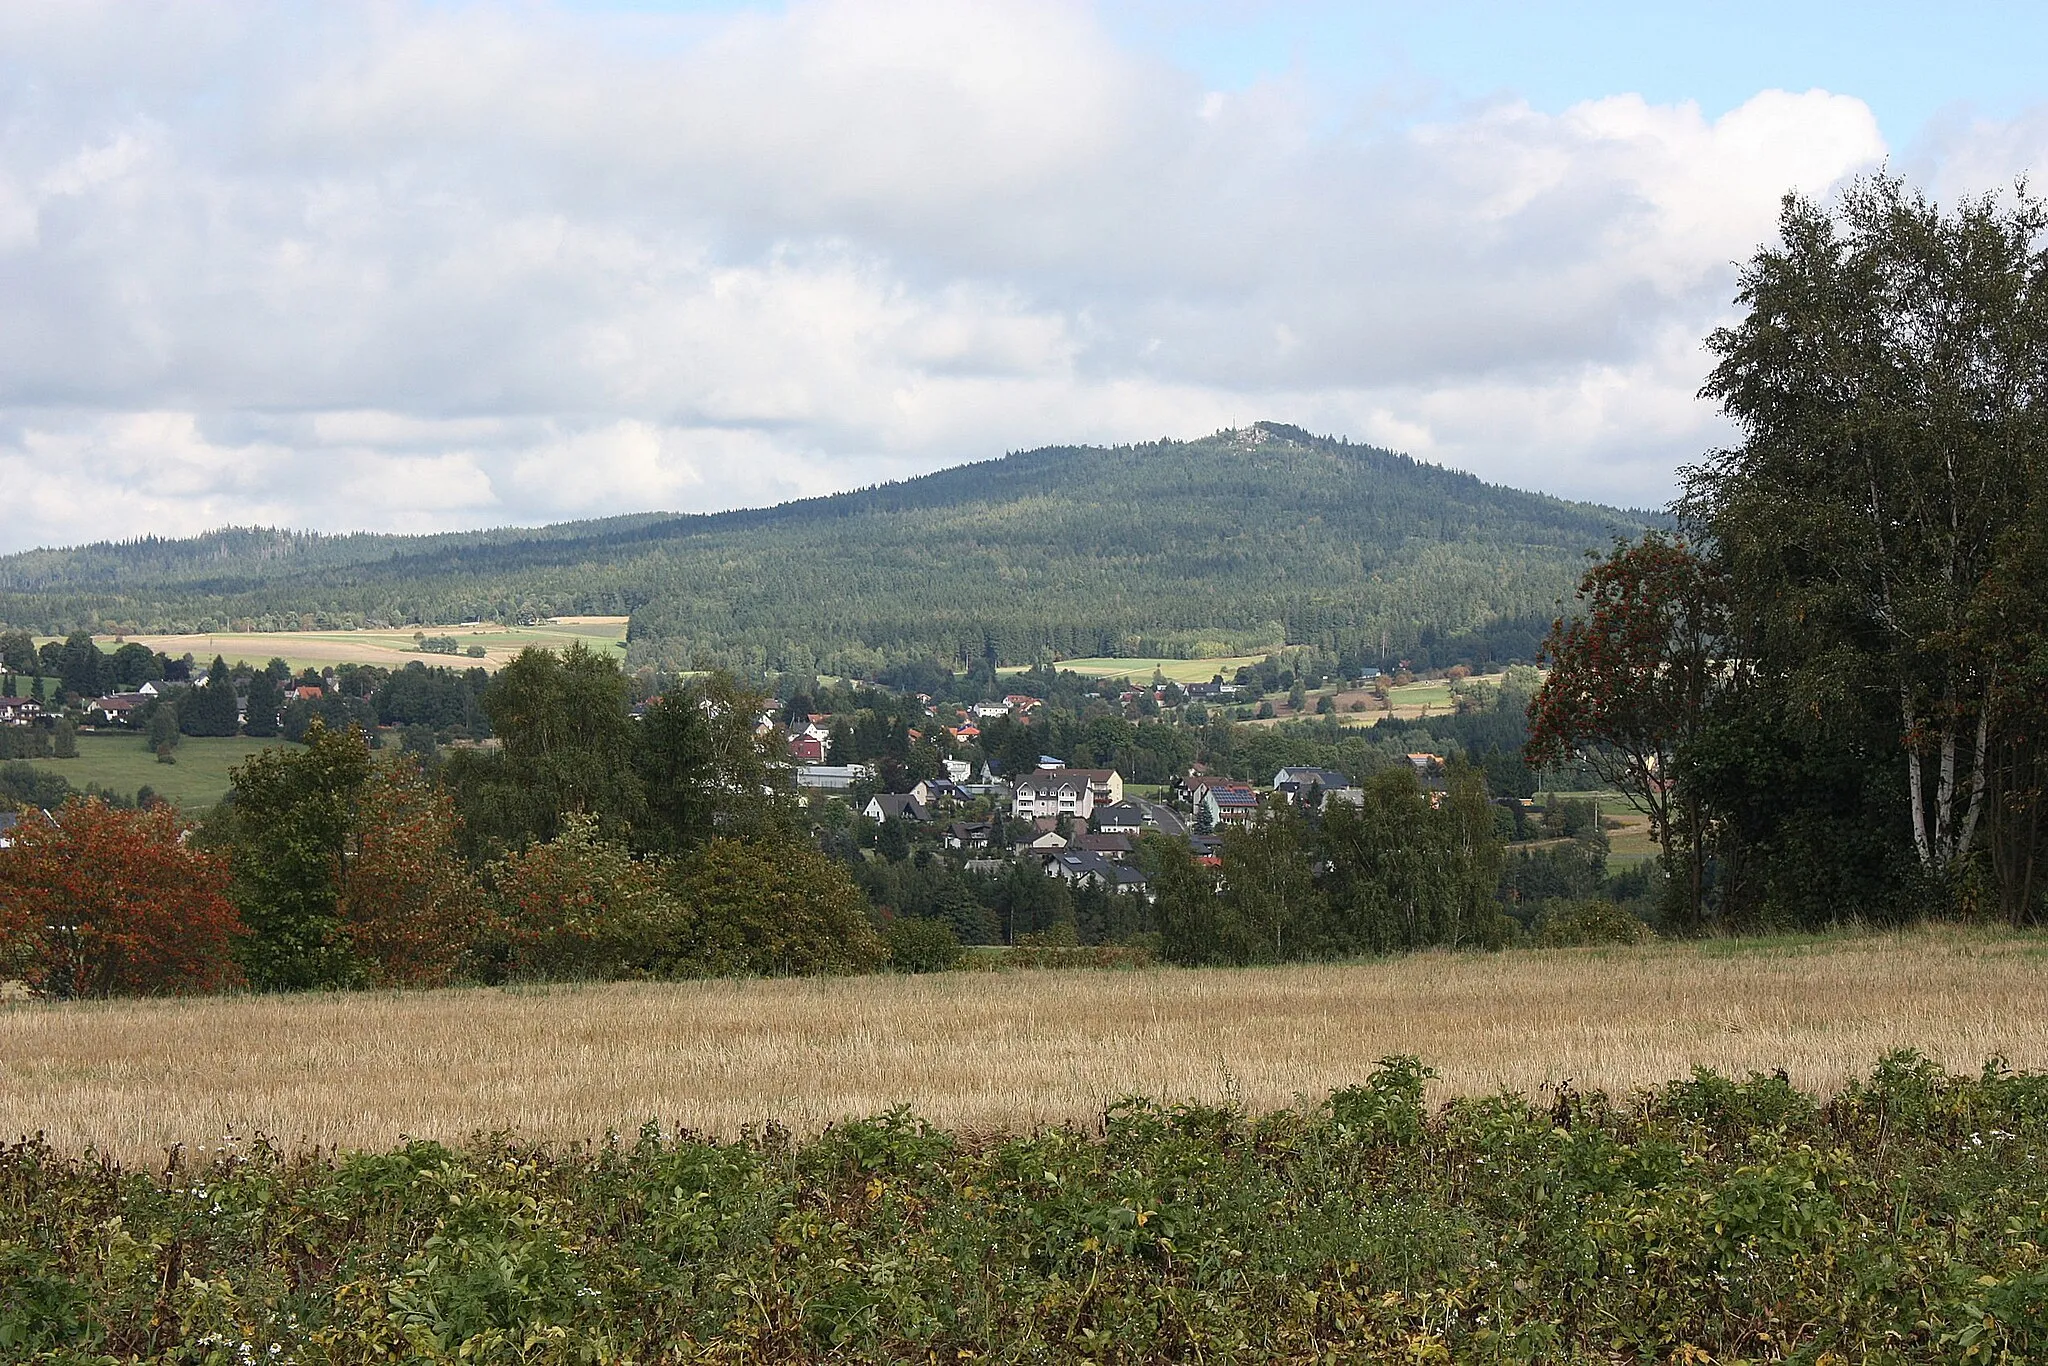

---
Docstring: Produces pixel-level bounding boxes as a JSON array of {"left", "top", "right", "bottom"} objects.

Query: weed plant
[{"left": 4, "top": 1053, "right": 2047, "bottom": 1361}]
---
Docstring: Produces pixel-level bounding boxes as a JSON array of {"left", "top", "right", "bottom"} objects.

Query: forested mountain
[{"left": 0, "top": 424, "right": 1646, "bottom": 675}]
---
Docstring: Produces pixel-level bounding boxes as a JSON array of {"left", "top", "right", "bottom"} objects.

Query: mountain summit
[{"left": 0, "top": 425, "right": 1643, "bottom": 674}]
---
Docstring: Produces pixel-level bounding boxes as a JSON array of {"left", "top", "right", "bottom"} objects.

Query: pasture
[
  {"left": 14, "top": 733, "right": 297, "bottom": 808},
  {"left": 73, "top": 616, "right": 630, "bottom": 674},
  {"left": 5, "top": 926, "right": 2044, "bottom": 1164},
  {"left": 1007, "top": 655, "right": 1271, "bottom": 684}
]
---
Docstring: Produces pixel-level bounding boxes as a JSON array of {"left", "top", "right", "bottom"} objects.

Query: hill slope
[{"left": 0, "top": 424, "right": 1645, "bottom": 674}]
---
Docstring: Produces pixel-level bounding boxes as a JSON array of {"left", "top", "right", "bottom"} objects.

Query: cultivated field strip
[{"left": 3, "top": 929, "right": 2044, "bottom": 1162}]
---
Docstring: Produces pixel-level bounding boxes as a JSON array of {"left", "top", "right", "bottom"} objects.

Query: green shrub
[
  {"left": 7, "top": 1055, "right": 2048, "bottom": 1361},
  {"left": 882, "top": 916, "right": 962, "bottom": 973},
  {"left": 1532, "top": 897, "right": 1650, "bottom": 947}
]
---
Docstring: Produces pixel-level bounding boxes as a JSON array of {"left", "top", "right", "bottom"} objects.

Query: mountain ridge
[{"left": 0, "top": 423, "right": 1650, "bottom": 675}]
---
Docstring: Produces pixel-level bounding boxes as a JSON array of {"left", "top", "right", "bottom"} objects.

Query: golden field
[{"left": 4, "top": 928, "right": 2045, "bottom": 1163}]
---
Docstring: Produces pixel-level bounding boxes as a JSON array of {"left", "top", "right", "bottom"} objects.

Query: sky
[{"left": 2, "top": 1, "right": 2046, "bottom": 553}]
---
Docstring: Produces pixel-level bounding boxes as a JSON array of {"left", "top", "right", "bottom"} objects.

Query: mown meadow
[{"left": 5, "top": 1053, "right": 2047, "bottom": 1362}]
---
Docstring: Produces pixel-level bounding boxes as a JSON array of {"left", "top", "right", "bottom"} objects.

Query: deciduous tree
[{"left": 0, "top": 799, "right": 242, "bottom": 996}]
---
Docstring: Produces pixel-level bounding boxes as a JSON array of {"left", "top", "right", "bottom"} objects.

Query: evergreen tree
[
  {"left": 181, "top": 657, "right": 241, "bottom": 737},
  {"left": 243, "top": 670, "right": 283, "bottom": 738},
  {"left": 58, "top": 632, "right": 105, "bottom": 700},
  {"left": 52, "top": 718, "right": 78, "bottom": 759}
]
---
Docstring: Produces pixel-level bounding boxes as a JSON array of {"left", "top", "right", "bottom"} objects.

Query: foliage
[
  {"left": 241, "top": 669, "right": 283, "bottom": 738},
  {"left": 665, "top": 838, "right": 887, "bottom": 976},
  {"left": 1527, "top": 534, "right": 1721, "bottom": 928},
  {"left": 633, "top": 672, "right": 797, "bottom": 856},
  {"left": 484, "top": 815, "right": 679, "bottom": 982},
  {"left": 180, "top": 656, "right": 242, "bottom": 737},
  {"left": 1158, "top": 766, "right": 1510, "bottom": 966},
  {"left": 0, "top": 798, "right": 242, "bottom": 996},
  {"left": 8, "top": 1055, "right": 2048, "bottom": 1360},
  {"left": 224, "top": 723, "right": 374, "bottom": 990},
  {"left": 338, "top": 759, "right": 483, "bottom": 988},
  {"left": 1686, "top": 175, "right": 2048, "bottom": 894},
  {"left": 881, "top": 916, "right": 963, "bottom": 973},
  {"left": 1530, "top": 897, "right": 1652, "bottom": 947},
  {"left": 443, "top": 643, "right": 641, "bottom": 854}
]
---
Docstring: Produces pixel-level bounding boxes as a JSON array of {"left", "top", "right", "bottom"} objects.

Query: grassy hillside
[
  {"left": 14, "top": 734, "right": 299, "bottom": 809},
  {"left": 0, "top": 424, "right": 1646, "bottom": 675}
]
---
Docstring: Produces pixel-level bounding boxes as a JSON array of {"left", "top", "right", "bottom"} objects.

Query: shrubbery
[{"left": 6, "top": 1054, "right": 2047, "bottom": 1360}]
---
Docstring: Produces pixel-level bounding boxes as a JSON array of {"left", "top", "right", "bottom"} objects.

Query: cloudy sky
[{"left": 2, "top": 0, "right": 2045, "bottom": 553}]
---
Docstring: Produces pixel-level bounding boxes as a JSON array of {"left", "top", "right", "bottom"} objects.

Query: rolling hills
[{"left": 0, "top": 424, "right": 1647, "bottom": 676}]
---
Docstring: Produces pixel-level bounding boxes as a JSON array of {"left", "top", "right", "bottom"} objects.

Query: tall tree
[
  {"left": 57, "top": 631, "right": 105, "bottom": 700},
  {"left": 181, "top": 656, "right": 242, "bottom": 737},
  {"left": 225, "top": 722, "right": 374, "bottom": 989},
  {"left": 338, "top": 759, "right": 482, "bottom": 986},
  {"left": 1526, "top": 535, "right": 1722, "bottom": 929},
  {"left": 243, "top": 669, "right": 284, "bottom": 738},
  {"left": 1686, "top": 176, "right": 2048, "bottom": 885},
  {"left": 634, "top": 672, "right": 796, "bottom": 855}
]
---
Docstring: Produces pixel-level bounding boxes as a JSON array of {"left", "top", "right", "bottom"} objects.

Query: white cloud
[{"left": 0, "top": 0, "right": 2034, "bottom": 553}]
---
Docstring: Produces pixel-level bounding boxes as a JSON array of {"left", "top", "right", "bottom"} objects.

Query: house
[
  {"left": 0, "top": 811, "right": 19, "bottom": 848},
  {"left": 1042, "top": 848, "right": 1149, "bottom": 895},
  {"left": 1070, "top": 831, "right": 1133, "bottom": 861},
  {"left": 970, "top": 701, "right": 1011, "bottom": 721},
  {"left": 943, "top": 820, "right": 994, "bottom": 851},
  {"left": 290, "top": 684, "right": 324, "bottom": 702},
  {"left": 1002, "top": 694, "right": 1040, "bottom": 713},
  {"left": 1090, "top": 802, "right": 1148, "bottom": 835},
  {"left": 864, "top": 793, "right": 932, "bottom": 824},
  {"left": 137, "top": 680, "right": 163, "bottom": 697},
  {"left": 964, "top": 857, "right": 1006, "bottom": 877},
  {"left": 1042, "top": 847, "right": 1114, "bottom": 888},
  {"left": 923, "top": 778, "right": 972, "bottom": 804},
  {"left": 86, "top": 693, "right": 152, "bottom": 727},
  {"left": 1014, "top": 828, "right": 1067, "bottom": 854},
  {"left": 0, "top": 699, "right": 42, "bottom": 727},
  {"left": 1273, "top": 766, "right": 1352, "bottom": 804},
  {"left": 1195, "top": 781, "right": 1260, "bottom": 828},
  {"left": 943, "top": 757, "right": 973, "bottom": 783},
  {"left": 1405, "top": 753, "right": 1448, "bottom": 792},
  {"left": 796, "top": 763, "right": 870, "bottom": 792},
  {"left": 1012, "top": 770, "right": 1100, "bottom": 822},
  {"left": 787, "top": 733, "right": 827, "bottom": 763}
]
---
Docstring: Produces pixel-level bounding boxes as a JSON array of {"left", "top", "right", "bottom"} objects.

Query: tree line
[{"left": 1531, "top": 176, "right": 2048, "bottom": 931}]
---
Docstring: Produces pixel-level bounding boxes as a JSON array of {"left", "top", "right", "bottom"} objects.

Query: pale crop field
[
  {"left": 76, "top": 618, "right": 630, "bottom": 674},
  {"left": 4, "top": 929, "right": 2045, "bottom": 1163}
]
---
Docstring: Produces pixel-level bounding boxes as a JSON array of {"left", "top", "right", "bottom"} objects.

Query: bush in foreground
[{"left": 4, "top": 1053, "right": 2047, "bottom": 1360}]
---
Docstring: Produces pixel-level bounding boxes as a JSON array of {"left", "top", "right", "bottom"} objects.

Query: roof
[
  {"left": 1275, "top": 766, "right": 1349, "bottom": 789},
  {"left": 1093, "top": 802, "right": 1147, "bottom": 825},
  {"left": 1072, "top": 832, "right": 1132, "bottom": 854},
  {"left": 1013, "top": 771, "right": 1093, "bottom": 797},
  {"left": 866, "top": 793, "right": 931, "bottom": 821}
]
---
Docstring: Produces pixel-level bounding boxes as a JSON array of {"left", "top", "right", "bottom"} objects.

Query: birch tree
[{"left": 1686, "top": 175, "right": 2048, "bottom": 883}]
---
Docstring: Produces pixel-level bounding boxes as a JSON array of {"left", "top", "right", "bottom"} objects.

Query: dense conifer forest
[{"left": 0, "top": 424, "right": 1644, "bottom": 676}]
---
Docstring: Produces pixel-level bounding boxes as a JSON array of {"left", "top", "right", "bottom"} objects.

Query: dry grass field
[
  {"left": 4, "top": 927, "right": 2045, "bottom": 1163},
  {"left": 61, "top": 617, "right": 631, "bottom": 674}
]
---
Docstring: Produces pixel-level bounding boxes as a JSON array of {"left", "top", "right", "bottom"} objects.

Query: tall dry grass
[{"left": 4, "top": 927, "right": 2046, "bottom": 1163}]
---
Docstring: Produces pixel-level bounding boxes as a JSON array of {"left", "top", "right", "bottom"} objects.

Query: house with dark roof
[
  {"left": 1091, "top": 802, "right": 1148, "bottom": 835},
  {"left": 863, "top": 793, "right": 932, "bottom": 824},
  {"left": 1070, "top": 831, "right": 1133, "bottom": 860},
  {"left": 86, "top": 693, "right": 152, "bottom": 727}
]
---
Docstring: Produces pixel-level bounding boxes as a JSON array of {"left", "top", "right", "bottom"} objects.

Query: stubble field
[{"left": 4, "top": 926, "right": 2044, "bottom": 1164}]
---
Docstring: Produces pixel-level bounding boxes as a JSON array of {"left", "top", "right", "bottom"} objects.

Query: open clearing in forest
[
  {"left": 1005, "top": 655, "right": 1272, "bottom": 684},
  {"left": 66, "top": 618, "right": 630, "bottom": 674},
  {"left": 5, "top": 927, "right": 2045, "bottom": 1164},
  {"left": 14, "top": 734, "right": 297, "bottom": 808}
]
